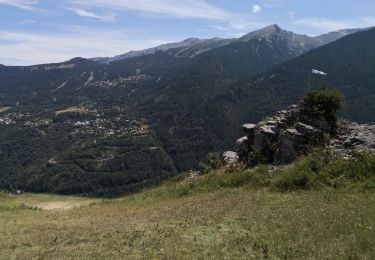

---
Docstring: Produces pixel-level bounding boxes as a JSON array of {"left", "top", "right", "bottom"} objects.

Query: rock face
[
  {"left": 224, "top": 101, "right": 375, "bottom": 166},
  {"left": 232, "top": 101, "right": 336, "bottom": 166},
  {"left": 273, "top": 128, "right": 307, "bottom": 165},
  {"left": 222, "top": 151, "right": 239, "bottom": 165},
  {"left": 330, "top": 121, "right": 375, "bottom": 155}
]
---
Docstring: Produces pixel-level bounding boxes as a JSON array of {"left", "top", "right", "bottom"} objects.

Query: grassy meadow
[{"left": 1, "top": 151, "right": 375, "bottom": 259}]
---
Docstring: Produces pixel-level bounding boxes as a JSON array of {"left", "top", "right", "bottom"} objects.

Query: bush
[
  {"left": 272, "top": 150, "right": 375, "bottom": 192},
  {"left": 303, "top": 88, "right": 345, "bottom": 121},
  {"left": 159, "top": 150, "right": 375, "bottom": 198},
  {"left": 199, "top": 152, "right": 221, "bottom": 174},
  {"left": 272, "top": 165, "right": 317, "bottom": 191}
]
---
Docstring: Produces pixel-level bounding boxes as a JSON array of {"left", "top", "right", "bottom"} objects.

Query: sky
[{"left": 0, "top": 0, "right": 375, "bottom": 66}]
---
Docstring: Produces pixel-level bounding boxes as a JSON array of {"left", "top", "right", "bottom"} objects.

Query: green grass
[{"left": 1, "top": 151, "right": 375, "bottom": 259}]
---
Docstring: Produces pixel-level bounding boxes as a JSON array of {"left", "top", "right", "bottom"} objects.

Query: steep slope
[
  {"left": 137, "top": 25, "right": 367, "bottom": 171},
  {"left": 240, "top": 25, "right": 363, "bottom": 56},
  {"left": 1, "top": 148, "right": 375, "bottom": 258},
  {"left": 315, "top": 28, "right": 368, "bottom": 44},
  {"left": 239, "top": 27, "right": 375, "bottom": 123},
  {"left": 139, "top": 26, "right": 322, "bottom": 170}
]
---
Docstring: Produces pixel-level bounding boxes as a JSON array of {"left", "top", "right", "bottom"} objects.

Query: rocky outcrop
[
  {"left": 222, "top": 151, "right": 239, "bottom": 165},
  {"left": 228, "top": 101, "right": 336, "bottom": 166},
  {"left": 330, "top": 121, "right": 375, "bottom": 155},
  {"left": 223, "top": 91, "right": 375, "bottom": 166}
]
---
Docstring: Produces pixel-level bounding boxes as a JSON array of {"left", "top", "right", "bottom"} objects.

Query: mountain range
[
  {"left": 0, "top": 24, "right": 373, "bottom": 196},
  {"left": 91, "top": 25, "right": 362, "bottom": 64}
]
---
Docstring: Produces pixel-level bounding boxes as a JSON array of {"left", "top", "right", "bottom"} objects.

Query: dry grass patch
[
  {"left": 1, "top": 187, "right": 375, "bottom": 259},
  {"left": 35, "top": 201, "right": 94, "bottom": 210},
  {"left": 55, "top": 106, "right": 93, "bottom": 116},
  {"left": 0, "top": 107, "right": 11, "bottom": 113}
]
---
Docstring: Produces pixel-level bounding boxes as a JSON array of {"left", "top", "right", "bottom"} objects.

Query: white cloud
[
  {"left": 69, "top": 0, "right": 262, "bottom": 35},
  {"left": 18, "top": 19, "right": 36, "bottom": 24},
  {"left": 252, "top": 4, "right": 262, "bottom": 13},
  {"left": 67, "top": 7, "right": 115, "bottom": 22},
  {"left": 293, "top": 16, "right": 375, "bottom": 33},
  {"left": 70, "top": 0, "right": 232, "bottom": 20},
  {"left": 210, "top": 19, "right": 265, "bottom": 36},
  {"left": 0, "top": 29, "right": 169, "bottom": 65},
  {"left": 293, "top": 17, "right": 375, "bottom": 33},
  {"left": 0, "top": 0, "right": 38, "bottom": 10},
  {"left": 293, "top": 18, "right": 349, "bottom": 31},
  {"left": 210, "top": 25, "right": 230, "bottom": 31},
  {"left": 261, "top": 0, "right": 283, "bottom": 9},
  {"left": 363, "top": 16, "right": 375, "bottom": 25},
  {"left": 0, "top": 0, "right": 275, "bottom": 65},
  {"left": 286, "top": 11, "right": 295, "bottom": 19}
]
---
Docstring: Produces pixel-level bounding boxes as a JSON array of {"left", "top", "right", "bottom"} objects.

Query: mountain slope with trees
[
  {"left": 241, "top": 27, "right": 375, "bottom": 122},
  {"left": 0, "top": 25, "right": 373, "bottom": 195}
]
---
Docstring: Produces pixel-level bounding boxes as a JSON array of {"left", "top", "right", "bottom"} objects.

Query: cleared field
[
  {"left": 55, "top": 106, "right": 92, "bottom": 116},
  {"left": 1, "top": 173, "right": 375, "bottom": 259},
  {"left": 0, "top": 107, "right": 11, "bottom": 113}
]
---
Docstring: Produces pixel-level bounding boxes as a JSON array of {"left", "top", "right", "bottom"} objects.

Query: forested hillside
[
  {"left": 0, "top": 26, "right": 373, "bottom": 195},
  {"left": 242, "top": 27, "right": 375, "bottom": 123}
]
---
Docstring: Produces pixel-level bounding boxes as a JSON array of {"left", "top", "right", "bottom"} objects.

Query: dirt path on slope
[{"left": 35, "top": 200, "right": 93, "bottom": 210}]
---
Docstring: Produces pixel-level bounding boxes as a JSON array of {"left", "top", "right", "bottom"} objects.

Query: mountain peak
[
  {"left": 182, "top": 38, "right": 201, "bottom": 44},
  {"left": 209, "top": 37, "right": 224, "bottom": 41},
  {"left": 264, "top": 24, "right": 282, "bottom": 31},
  {"left": 65, "top": 57, "right": 97, "bottom": 66},
  {"left": 239, "top": 24, "right": 285, "bottom": 41},
  {"left": 68, "top": 57, "right": 90, "bottom": 63}
]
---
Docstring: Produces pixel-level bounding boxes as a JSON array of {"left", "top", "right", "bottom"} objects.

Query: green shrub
[
  {"left": 248, "top": 151, "right": 270, "bottom": 166},
  {"left": 154, "top": 150, "right": 375, "bottom": 198},
  {"left": 199, "top": 152, "right": 221, "bottom": 174},
  {"left": 224, "top": 162, "right": 244, "bottom": 174},
  {"left": 207, "top": 152, "right": 221, "bottom": 169},
  {"left": 272, "top": 167, "right": 317, "bottom": 191},
  {"left": 207, "top": 166, "right": 270, "bottom": 190},
  {"left": 304, "top": 88, "right": 345, "bottom": 121},
  {"left": 272, "top": 150, "right": 375, "bottom": 192}
]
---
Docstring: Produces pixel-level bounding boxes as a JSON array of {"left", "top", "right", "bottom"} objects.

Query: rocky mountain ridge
[
  {"left": 91, "top": 24, "right": 363, "bottom": 64},
  {"left": 224, "top": 100, "right": 375, "bottom": 166},
  {"left": 91, "top": 37, "right": 234, "bottom": 64}
]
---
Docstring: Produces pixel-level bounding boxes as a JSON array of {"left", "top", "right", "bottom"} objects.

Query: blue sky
[{"left": 1, "top": 0, "right": 374, "bottom": 65}]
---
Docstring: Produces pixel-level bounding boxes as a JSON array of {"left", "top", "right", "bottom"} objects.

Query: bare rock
[
  {"left": 243, "top": 123, "right": 256, "bottom": 134},
  {"left": 236, "top": 136, "right": 248, "bottom": 147},
  {"left": 252, "top": 125, "right": 277, "bottom": 152},
  {"left": 295, "top": 122, "right": 322, "bottom": 138},
  {"left": 234, "top": 101, "right": 356, "bottom": 167},
  {"left": 331, "top": 122, "right": 375, "bottom": 154},
  {"left": 266, "top": 120, "right": 277, "bottom": 125},
  {"left": 302, "top": 116, "right": 332, "bottom": 132},
  {"left": 278, "top": 110, "right": 287, "bottom": 115},
  {"left": 222, "top": 151, "right": 239, "bottom": 165},
  {"left": 273, "top": 128, "right": 308, "bottom": 165},
  {"left": 259, "top": 125, "right": 277, "bottom": 135}
]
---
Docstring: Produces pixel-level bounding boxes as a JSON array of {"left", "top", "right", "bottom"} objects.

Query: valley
[
  {"left": 0, "top": 25, "right": 374, "bottom": 196},
  {"left": 1, "top": 1, "right": 375, "bottom": 258}
]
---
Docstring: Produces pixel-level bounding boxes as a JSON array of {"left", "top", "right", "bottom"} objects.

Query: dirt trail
[{"left": 35, "top": 200, "right": 93, "bottom": 210}]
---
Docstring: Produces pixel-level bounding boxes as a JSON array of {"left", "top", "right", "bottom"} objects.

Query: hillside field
[{"left": 1, "top": 155, "right": 375, "bottom": 259}]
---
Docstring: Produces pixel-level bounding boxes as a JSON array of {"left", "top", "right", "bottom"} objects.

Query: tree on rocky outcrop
[
  {"left": 200, "top": 152, "right": 222, "bottom": 174},
  {"left": 303, "top": 87, "right": 345, "bottom": 125},
  {"left": 225, "top": 88, "right": 346, "bottom": 167}
]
